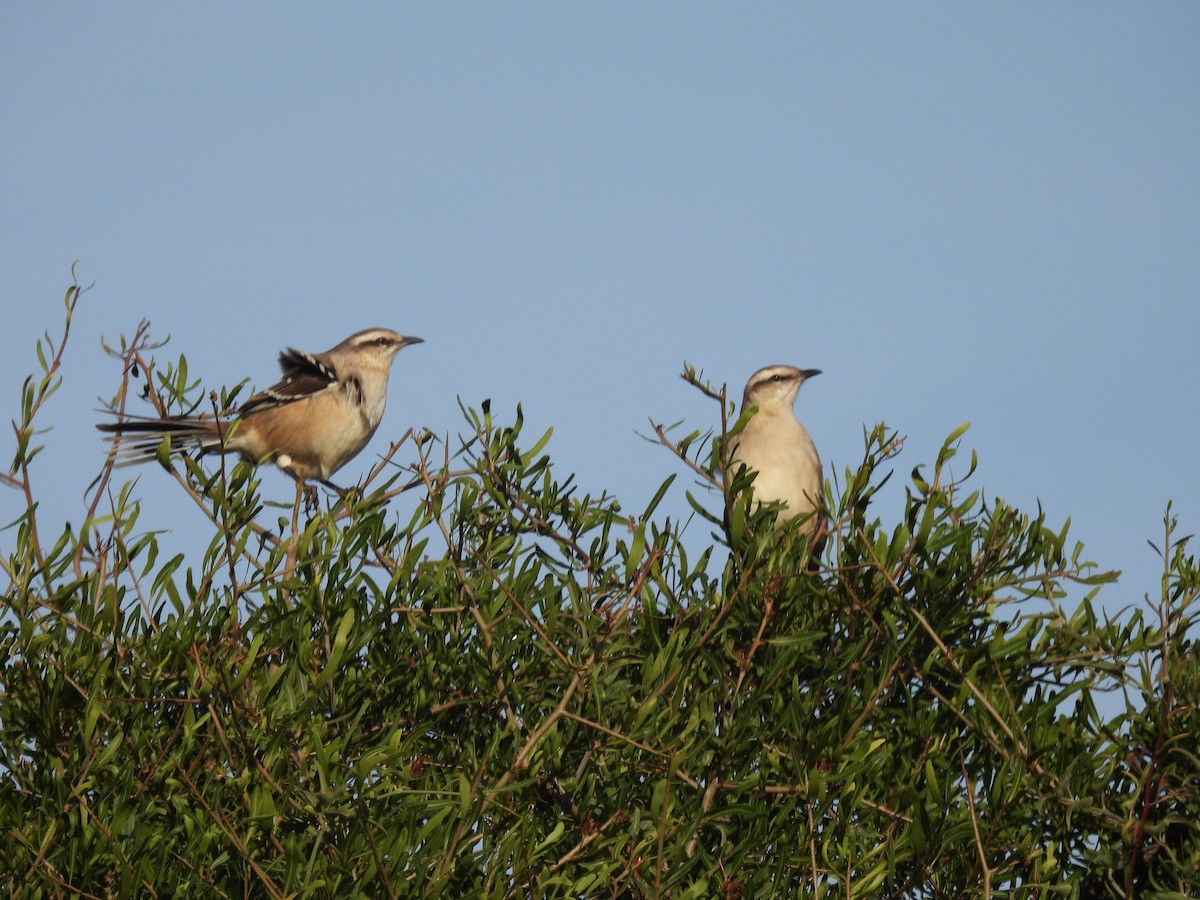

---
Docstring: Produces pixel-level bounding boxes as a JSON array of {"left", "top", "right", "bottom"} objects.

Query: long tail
[{"left": 97, "top": 417, "right": 227, "bottom": 467}]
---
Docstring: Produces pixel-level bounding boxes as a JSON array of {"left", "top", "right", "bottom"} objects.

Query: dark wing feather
[{"left": 239, "top": 348, "right": 338, "bottom": 415}]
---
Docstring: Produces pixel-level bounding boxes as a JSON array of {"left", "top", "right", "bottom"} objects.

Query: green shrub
[{"left": 2, "top": 277, "right": 1197, "bottom": 897}]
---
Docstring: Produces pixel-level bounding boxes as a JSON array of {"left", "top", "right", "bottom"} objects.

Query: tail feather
[{"left": 98, "top": 418, "right": 224, "bottom": 467}]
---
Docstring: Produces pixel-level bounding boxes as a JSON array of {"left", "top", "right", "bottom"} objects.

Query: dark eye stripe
[
  {"left": 753, "top": 371, "right": 793, "bottom": 389},
  {"left": 352, "top": 333, "right": 396, "bottom": 348}
]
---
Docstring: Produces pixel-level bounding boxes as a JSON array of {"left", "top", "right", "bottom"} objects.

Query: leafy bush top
[{"left": 2, "top": 277, "right": 1197, "bottom": 898}]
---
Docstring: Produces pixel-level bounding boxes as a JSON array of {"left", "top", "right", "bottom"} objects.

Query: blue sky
[{"left": 3, "top": 5, "right": 1198, "bottom": 609}]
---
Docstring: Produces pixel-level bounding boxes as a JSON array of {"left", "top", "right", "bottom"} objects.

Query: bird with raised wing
[
  {"left": 98, "top": 327, "right": 423, "bottom": 489},
  {"left": 726, "top": 364, "right": 824, "bottom": 541}
]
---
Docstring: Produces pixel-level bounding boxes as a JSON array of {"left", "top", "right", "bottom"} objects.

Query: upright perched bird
[
  {"left": 98, "top": 328, "right": 423, "bottom": 488},
  {"left": 726, "top": 364, "right": 824, "bottom": 540}
]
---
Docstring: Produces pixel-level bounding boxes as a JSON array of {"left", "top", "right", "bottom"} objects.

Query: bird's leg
[
  {"left": 321, "top": 479, "right": 368, "bottom": 507},
  {"left": 319, "top": 478, "right": 347, "bottom": 496},
  {"left": 275, "top": 453, "right": 320, "bottom": 512}
]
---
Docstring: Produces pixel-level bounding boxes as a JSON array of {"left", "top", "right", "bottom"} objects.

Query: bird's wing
[{"left": 239, "top": 348, "right": 339, "bottom": 415}]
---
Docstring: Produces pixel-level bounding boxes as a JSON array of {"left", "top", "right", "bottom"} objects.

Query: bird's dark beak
[
  {"left": 801, "top": 368, "right": 821, "bottom": 379},
  {"left": 400, "top": 336, "right": 425, "bottom": 348}
]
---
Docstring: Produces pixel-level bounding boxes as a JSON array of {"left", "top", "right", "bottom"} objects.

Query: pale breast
[{"left": 729, "top": 415, "right": 822, "bottom": 527}]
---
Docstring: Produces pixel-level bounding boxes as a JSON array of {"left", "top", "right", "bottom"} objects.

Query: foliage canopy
[{"left": 2, "top": 279, "right": 1198, "bottom": 897}]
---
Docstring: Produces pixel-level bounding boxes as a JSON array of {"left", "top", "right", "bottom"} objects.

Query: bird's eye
[
  {"left": 771, "top": 374, "right": 785, "bottom": 382},
  {"left": 376, "top": 337, "right": 392, "bottom": 346}
]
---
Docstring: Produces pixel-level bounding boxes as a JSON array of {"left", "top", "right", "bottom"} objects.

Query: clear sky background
[{"left": 3, "top": 5, "right": 1198, "bottom": 611}]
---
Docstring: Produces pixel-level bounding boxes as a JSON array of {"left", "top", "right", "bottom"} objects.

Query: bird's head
[
  {"left": 340, "top": 328, "right": 425, "bottom": 367},
  {"left": 741, "top": 364, "right": 821, "bottom": 412}
]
